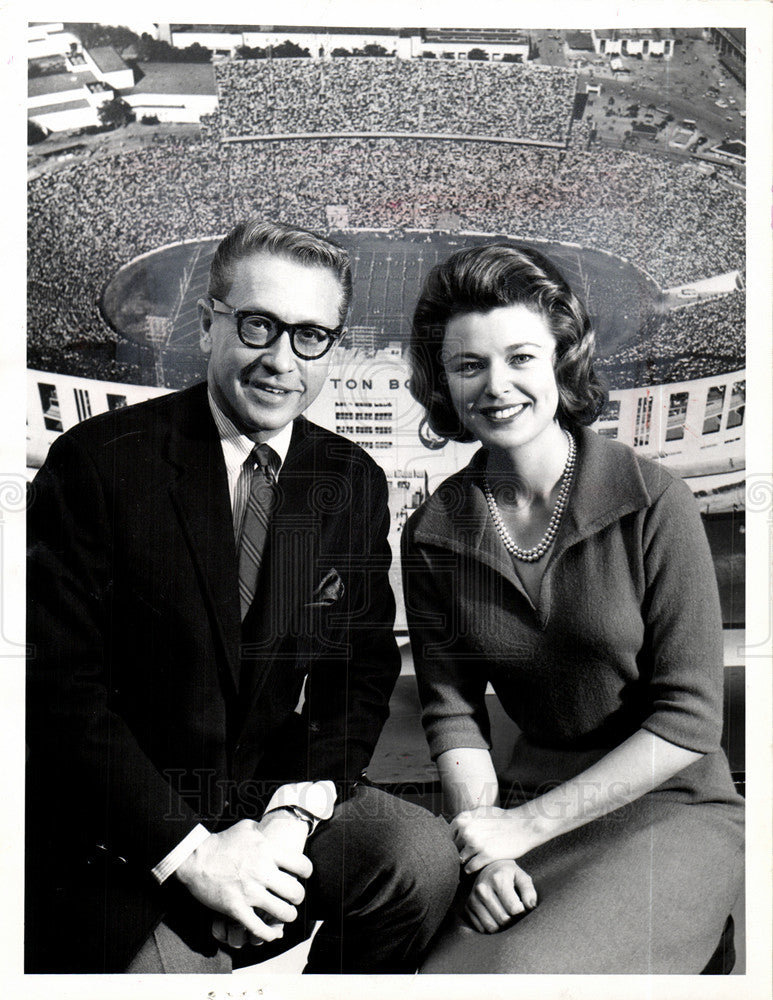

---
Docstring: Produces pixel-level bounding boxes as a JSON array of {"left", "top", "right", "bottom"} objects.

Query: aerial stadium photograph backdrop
[
  {"left": 21, "top": 11, "right": 759, "bottom": 987},
  {"left": 27, "top": 20, "right": 747, "bottom": 635}
]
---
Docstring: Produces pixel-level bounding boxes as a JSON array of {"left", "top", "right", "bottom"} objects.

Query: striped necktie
[{"left": 237, "top": 443, "right": 278, "bottom": 621}]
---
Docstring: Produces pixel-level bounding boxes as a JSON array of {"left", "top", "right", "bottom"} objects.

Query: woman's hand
[
  {"left": 464, "top": 860, "right": 537, "bottom": 934},
  {"left": 452, "top": 805, "right": 537, "bottom": 873}
]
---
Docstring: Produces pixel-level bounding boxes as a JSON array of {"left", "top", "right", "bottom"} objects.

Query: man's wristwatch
[{"left": 272, "top": 805, "right": 316, "bottom": 833}]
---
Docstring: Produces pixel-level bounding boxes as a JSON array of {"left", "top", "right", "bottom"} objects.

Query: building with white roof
[
  {"left": 122, "top": 63, "right": 217, "bottom": 123},
  {"left": 28, "top": 23, "right": 217, "bottom": 134},
  {"left": 592, "top": 28, "right": 674, "bottom": 60}
]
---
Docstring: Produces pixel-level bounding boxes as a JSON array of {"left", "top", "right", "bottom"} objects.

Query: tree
[
  {"left": 236, "top": 45, "right": 268, "bottom": 59},
  {"left": 271, "top": 40, "right": 310, "bottom": 58},
  {"left": 28, "top": 119, "right": 48, "bottom": 145},
  {"left": 135, "top": 34, "right": 172, "bottom": 61},
  {"left": 362, "top": 43, "right": 389, "bottom": 57},
  {"left": 64, "top": 22, "right": 139, "bottom": 55},
  {"left": 332, "top": 47, "right": 352, "bottom": 57},
  {"left": 97, "top": 96, "right": 136, "bottom": 129},
  {"left": 137, "top": 35, "right": 198, "bottom": 62},
  {"left": 132, "top": 34, "right": 213, "bottom": 62},
  {"left": 182, "top": 43, "right": 214, "bottom": 62},
  {"left": 467, "top": 48, "right": 489, "bottom": 61}
]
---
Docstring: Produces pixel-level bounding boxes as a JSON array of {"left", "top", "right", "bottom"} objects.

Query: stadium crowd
[
  {"left": 596, "top": 293, "right": 746, "bottom": 388},
  {"left": 28, "top": 133, "right": 744, "bottom": 387},
  {"left": 208, "top": 59, "right": 576, "bottom": 144}
]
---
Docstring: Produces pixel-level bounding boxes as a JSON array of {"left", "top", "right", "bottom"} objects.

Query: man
[{"left": 26, "top": 220, "right": 458, "bottom": 974}]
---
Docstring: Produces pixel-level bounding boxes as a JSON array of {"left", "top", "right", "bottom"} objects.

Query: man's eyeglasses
[{"left": 209, "top": 297, "right": 344, "bottom": 360}]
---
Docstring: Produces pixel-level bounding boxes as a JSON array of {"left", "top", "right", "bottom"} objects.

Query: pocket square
[{"left": 306, "top": 568, "right": 345, "bottom": 607}]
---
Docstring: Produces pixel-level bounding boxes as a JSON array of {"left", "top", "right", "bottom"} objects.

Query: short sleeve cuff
[
  {"left": 151, "top": 823, "right": 212, "bottom": 884},
  {"left": 641, "top": 712, "right": 721, "bottom": 756},
  {"left": 425, "top": 725, "right": 491, "bottom": 762}
]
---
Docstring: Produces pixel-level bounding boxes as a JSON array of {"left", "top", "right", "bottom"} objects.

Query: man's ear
[{"left": 198, "top": 298, "right": 213, "bottom": 355}]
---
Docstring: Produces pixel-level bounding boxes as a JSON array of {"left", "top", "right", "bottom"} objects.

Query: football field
[{"left": 102, "top": 229, "right": 663, "bottom": 389}]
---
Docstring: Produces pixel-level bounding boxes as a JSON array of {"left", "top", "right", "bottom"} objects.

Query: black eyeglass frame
[{"left": 208, "top": 296, "right": 344, "bottom": 360}]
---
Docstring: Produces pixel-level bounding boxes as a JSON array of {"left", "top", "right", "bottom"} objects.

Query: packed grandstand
[
  {"left": 207, "top": 59, "right": 578, "bottom": 143},
  {"left": 27, "top": 57, "right": 745, "bottom": 389},
  {"left": 596, "top": 295, "right": 746, "bottom": 389}
]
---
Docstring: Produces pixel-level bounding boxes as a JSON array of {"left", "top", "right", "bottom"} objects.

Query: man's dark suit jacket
[{"left": 26, "top": 382, "right": 401, "bottom": 973}]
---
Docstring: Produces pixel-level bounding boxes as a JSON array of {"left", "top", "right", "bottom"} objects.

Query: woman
[{"left": 402, "top": 243, "right": 744, "bottom": 974}]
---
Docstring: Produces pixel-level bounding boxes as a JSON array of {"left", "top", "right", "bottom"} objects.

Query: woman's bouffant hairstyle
[{"left": 409, "top": 243, "right": 606, "bottom": 440}]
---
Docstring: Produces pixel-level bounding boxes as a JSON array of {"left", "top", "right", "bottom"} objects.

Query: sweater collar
[{"left": 411, "top": 427, "right": 655, "bottom": 588}]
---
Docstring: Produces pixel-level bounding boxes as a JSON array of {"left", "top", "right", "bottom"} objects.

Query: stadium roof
[
  {"left": 128, "top": 63, "right": 216, "bottom": 96},
  {"left": 88, "top": 46, "right": 129, "bottom": 73},
  {"left": 28, "top": 98, "right": 90, "bottom": 116},
  {"left": 263, "top": 24, "right": 400, "bottom": 36},
  {"left": 28, "top": 71, "right": 95, "bottom": 98},
  {"left": 423, "top": 28, "right": 528, "bottom": 44},
  {"left": 170, "top": 23, "right": 402, "bottom": 36}
]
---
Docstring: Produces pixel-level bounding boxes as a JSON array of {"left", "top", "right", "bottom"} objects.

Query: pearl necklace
[{"left": 483, "top": 431, "right": 576, "bottom": 563}]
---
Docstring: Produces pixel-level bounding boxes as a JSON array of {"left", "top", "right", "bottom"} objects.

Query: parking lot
[{"left": 534, "top": 30, "right": 745, "bottom": 164}]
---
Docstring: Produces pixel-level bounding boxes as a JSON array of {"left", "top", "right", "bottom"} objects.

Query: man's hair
[
  {"left": 208, "top": 219, "right": 353, "bottom": 324},
  {"left": 409, "top": 243, "right": 606, "bottom": 440}
]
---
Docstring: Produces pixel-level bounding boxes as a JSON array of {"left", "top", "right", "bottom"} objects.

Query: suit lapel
[
  {"left": 165, "top": 385, "right": 242, "bottom": 694},
  {"left": 162, "top": 402, "right": 336, "bottom": 733}
]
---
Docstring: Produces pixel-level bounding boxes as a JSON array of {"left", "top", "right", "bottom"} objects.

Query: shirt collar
[
  {"left": 411, "top": 426, "right": 654, "bottom": 572},
  {"left": 207, "top": 390, "right": 294, "bottom": 476}
]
